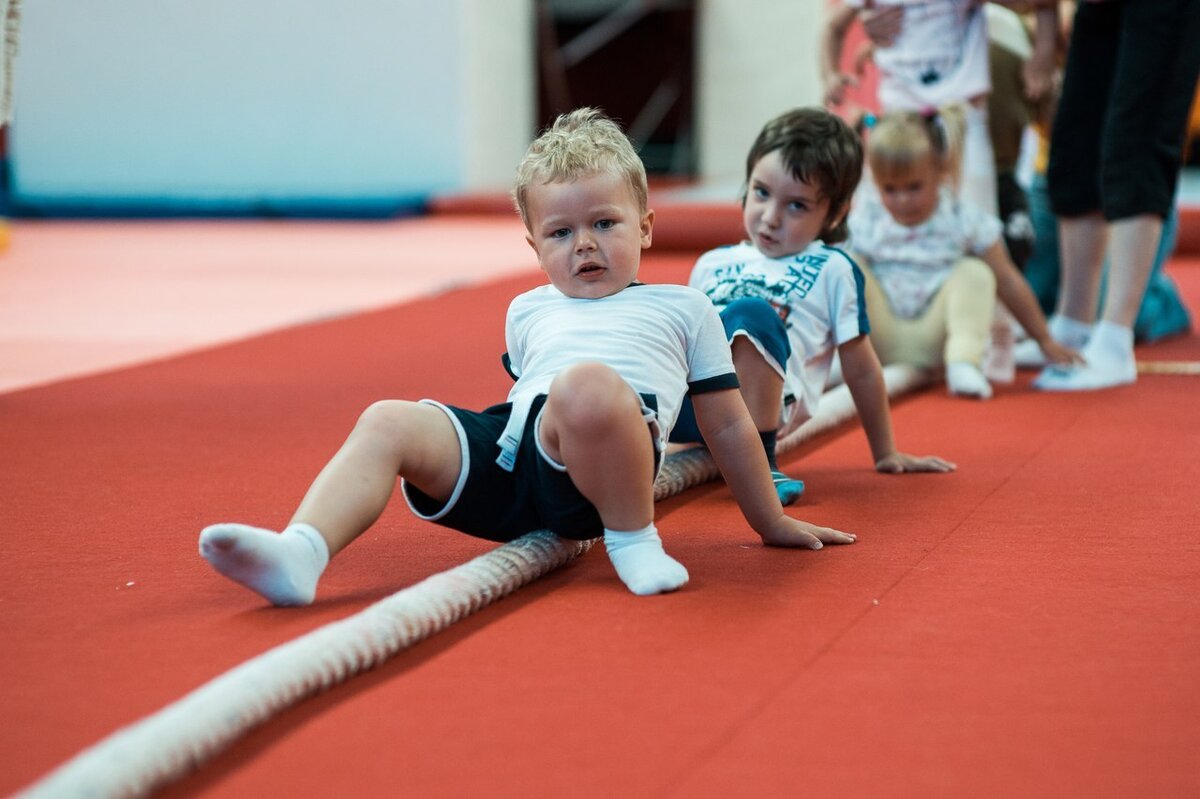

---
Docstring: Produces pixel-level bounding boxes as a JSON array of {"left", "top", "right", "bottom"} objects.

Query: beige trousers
[{"left": 856, "top": 255, "right": 996, "bottom": 369}]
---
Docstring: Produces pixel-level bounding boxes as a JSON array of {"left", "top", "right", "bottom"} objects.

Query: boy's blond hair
[
  {"left": 513, "top": 107, "right": 648, "bottom": 230},
  {"left": 866, "top": 104, "right": 967, "bottom": 187}
]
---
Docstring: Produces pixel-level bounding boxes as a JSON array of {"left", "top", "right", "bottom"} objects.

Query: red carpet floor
[{"left": 3, "top": 252, "right": 1199, "bottom": 798}]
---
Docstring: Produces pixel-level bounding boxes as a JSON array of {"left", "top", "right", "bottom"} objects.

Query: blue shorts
[
  {"left": 671, "top": 297, "right": 791, "bottom": 443},
  {"left": 402, "top": 396, "right": 660, "bottom": 542}
]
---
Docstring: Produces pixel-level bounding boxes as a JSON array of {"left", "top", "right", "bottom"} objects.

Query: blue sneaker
[{"left": 771, "top": 470, "right": 805, "bottom": 506}]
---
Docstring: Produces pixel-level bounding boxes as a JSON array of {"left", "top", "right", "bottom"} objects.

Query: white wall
[
  {"left": 9, "top": 0, "right": 534, "bottom": 212},
  {"left": 459, "top": 0, "right": 535, "bottom": 191},
  {"left": 7, "top": 0, "right": 827, "bottom": 210},
  {"left": 696, "top": 0, "right": 827, "bottom": 183}
]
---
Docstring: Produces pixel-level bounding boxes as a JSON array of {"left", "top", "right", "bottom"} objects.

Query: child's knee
[
  {"left": 354, "top": 400, "right": 452, "bottom": 453},
  {"left": 720, "top": 298, "right": 790, "bottom": 368},
  {"left": 951, "top": 257, "right": 997, "bottom": 293},
  {"left": 721, "top": 297, "right": 783, "bottom": 338},
  {"left": 355, "top": 400, "right": 421, "bottom": 437},
  {"left": 546, "top": 363, "right": 640, "bottom": 430}
]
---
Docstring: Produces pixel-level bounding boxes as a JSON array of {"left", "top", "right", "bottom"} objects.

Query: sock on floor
[
  {"left": 760, "top": 430, "right": 805, "bottom": 506},
  {"left": 603, "top": 524, "right": 688, "bottom": 596},
  {"left": 199, "top": 522, "right": 329, "bottom": 606},
  {"left": 771, "top": 471, "right": 805, "bottom": 506},
  {"left": 1034, "top": 320, "right": 1136, "bottom": 391},
  {"left": 946, "top": 362, "right": 993, "bottom": 399}
]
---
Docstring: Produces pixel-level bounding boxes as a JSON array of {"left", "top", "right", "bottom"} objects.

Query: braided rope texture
[
  {"left": 1136, "top": 360, "right": 1200, "bottom": 375},
  {"left": 19, "top": 364, "right": 927, "bottom": 798}
]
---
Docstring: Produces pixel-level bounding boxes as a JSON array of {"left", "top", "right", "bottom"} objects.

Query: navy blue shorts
[
  {"left": 402, "top": 396, "right": 659, "bottom": 542},
  {"left": 671, "top": 297, "right": 790, "bottom": 443}
]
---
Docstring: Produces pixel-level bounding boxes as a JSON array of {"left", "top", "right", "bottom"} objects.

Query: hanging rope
[{"left": 18, "top": 364, "right": 929, "bottom": 798}]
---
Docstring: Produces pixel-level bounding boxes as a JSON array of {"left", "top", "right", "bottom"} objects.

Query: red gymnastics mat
[{"left": 3, "top": 253, "right": 1200, "bottom": 798}]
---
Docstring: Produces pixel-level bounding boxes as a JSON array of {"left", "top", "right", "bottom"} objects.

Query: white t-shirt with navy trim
[
  {"left": 688, "top": 241, "right": 869, "bottom": 435},
  {"left": 504, "top": 283, "right": 737, "bottom": 453}
]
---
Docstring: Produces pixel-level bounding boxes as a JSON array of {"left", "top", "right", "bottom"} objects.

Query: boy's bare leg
[
  {"left": 539, "top": 363, "right": 687, "bottom": 595},
  {"left": 200, "top": 401, "right": 461, "bottom": 605},
  {"left": 731, "top": 337, "right": 803, "bottom": 505}
]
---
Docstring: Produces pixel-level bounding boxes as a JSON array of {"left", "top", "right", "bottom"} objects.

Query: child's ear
[
  {"left": 525, "top": 233, "right": 550, "bottom": 273},
  {"left": 640, "top": 208, "right": 655, "bottom": 248},
  {"left": 827, "top": 201, "right": 851, "bottom": 234}
]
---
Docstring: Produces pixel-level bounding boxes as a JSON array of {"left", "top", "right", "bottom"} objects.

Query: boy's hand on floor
[
  {"left": 760, "top": 516, "right": 857, "bottom": 550},
  {"left": 875, "top": 452, "right": 957, "bottom": 474}
]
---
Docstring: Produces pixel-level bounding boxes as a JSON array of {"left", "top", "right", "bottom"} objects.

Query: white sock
[
  {"left": 199, "top": 522, "right": 329, "bottom": 606},
  {"left": 946, "top": 362, "right": 993, "bottom": 399},
  {"left": 603, "top": 524, "right": 688, "bottom": 596},
  {"left": 1048, "top": 314, "right": 1093, "bottom": 349},
  {"left": 1081, "top": 320, "right": 1136, "bottom": 378}
]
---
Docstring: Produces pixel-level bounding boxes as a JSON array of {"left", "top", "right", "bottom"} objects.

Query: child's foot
[
  {"left": 604, "top": 525, "right": 688, "bottom": 596},
  {"left": 771, "top": 470, "right": 805, "bottom": 506},
  {"left": 946, "top": 362, "right": 993, "bottom": 399},
  {"left": 199, "top": 522, "right": 329, "bottom": 606},
  {"left": 1033, "top": 320, "right": 1136, "bottom": 391}
]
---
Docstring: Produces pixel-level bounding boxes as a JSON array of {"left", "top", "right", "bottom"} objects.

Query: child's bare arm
[
  {"left": 980, "top": 240, "right": 1082, "bottom": 366},
  {"left": 692, "top": 388, "right": 856, "bottom": 549},
  {"left": 839, "top": 336, "right": 956, "bottom": 474},
  {"left": 820, "top": 3, "right": 862, "bottom": 107},
  {"left": 991, "top": 1, "right": 1061, "bottom": 100},
  {"left": 1023, "top": 4, "right": 1061, "bottom": 100}
]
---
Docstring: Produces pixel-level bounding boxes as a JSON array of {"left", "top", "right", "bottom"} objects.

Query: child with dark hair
[{"left": 672, "top": 107, "right": 954, "bottom": 505}]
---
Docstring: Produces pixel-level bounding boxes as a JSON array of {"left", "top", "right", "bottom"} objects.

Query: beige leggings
[{"left": 856, "top": 255, "right": 996, "bottom": 369}]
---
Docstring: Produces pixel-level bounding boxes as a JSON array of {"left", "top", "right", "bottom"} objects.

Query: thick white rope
[
  {"left": 18, "top": 363, "right": 928, "bottom": 798},
  {"left": 20, "top": 532, "right": 593, "bottom": 799}
]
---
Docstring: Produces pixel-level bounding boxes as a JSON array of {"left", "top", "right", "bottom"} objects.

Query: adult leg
[
  {"left": 1055, "top": 213, "right": 1109, "bottom": 325},
  {"left": 1135, "top": 206, "right": 1192, "bottom": 342},
  {"left": 539, "top": 362, "right": 686, "bottom": 595},
  {"left": 1043, "top": 1, "right": 1118, "bottom": 327},
  {"left": 200, "top": 401, "right": 462, "bottom": 605},
  {"left": 1101, "top": 216, "right": 1164, "bottom": 328},
  {"left": 1097, "top": 0, "right": 1200, "bottom": 326},
  {"left": 1039, "top": 0, "right": 1200, "bottom": 389}
]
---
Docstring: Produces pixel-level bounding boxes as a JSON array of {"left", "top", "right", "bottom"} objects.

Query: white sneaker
[
  {"left": 946, "top": 362, "right": 993, "bottom": 399},
  {"left": 1033, "top": 321, "right": 1136, "bottom": 391}
]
